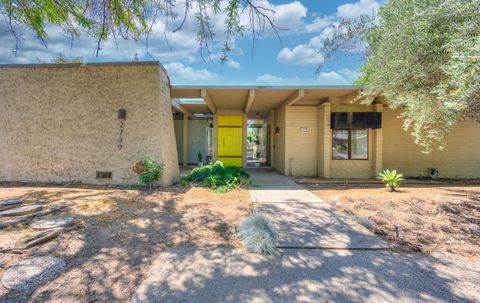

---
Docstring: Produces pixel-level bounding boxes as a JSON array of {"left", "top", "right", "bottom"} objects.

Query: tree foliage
[
  {"left": 322, "top": 0, "right": 480, "bottom": 152},
  {"left": 0, "top": 0, "right": 280, "bottom": 59}
]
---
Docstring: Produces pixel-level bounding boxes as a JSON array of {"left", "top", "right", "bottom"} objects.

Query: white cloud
[
  {"left": 304, "top": 16, "right": 334, "bottom": 33},
  {"left": 277, "top": 44, "right": 324, "bottom": 66},
  {"left": 256, "top": 73, "right": 286, "bottom": 84},
  {"left": 245, "top": 1, "right": 307, "bottom": 33},
  {"left": 164, "top": 62, "right": 218, "bottom": 83},
  {"left": 336, "top": 0, "right": 380, "bottom": 19},
  {"left": 277, "top": 0, "right": 381, "bottom": 65},
  {"left": 226, "top": 59, "right": 240, "bottom": 69},
  {"left": 318, "top": 68, "right": 360, "bottom": 84},
  {"left": 256, "top": 68, "right": 360, "bottom": 85}
]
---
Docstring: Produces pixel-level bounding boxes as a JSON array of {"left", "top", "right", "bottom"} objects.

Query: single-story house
[{"left": 1, "top": 61, "right": 479, "bottom": 186}]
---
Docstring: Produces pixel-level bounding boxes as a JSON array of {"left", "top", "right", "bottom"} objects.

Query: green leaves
[
  {"left": 323, "top": 0, "right": 480, "bottom": 152},
  {"left": 134, "top": 156, "right": 165, "bottom": 189},
  {"left": 181, "top": 160, "right": 250, "bottom": 193},
  {"left": 378, "top": 169, "right": 404, "bottom": 191}
]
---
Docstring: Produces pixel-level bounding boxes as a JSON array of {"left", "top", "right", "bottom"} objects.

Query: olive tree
[{"left": 322, "top": 0, "right": 480, "bottom": 152}]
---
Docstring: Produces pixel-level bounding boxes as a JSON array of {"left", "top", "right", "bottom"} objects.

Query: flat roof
[
  {"left": 171, "top": 85, "right": 364, "bottom": 90},
  {"left": 0, "top": 61, "right": 160, "bottom": 69}
]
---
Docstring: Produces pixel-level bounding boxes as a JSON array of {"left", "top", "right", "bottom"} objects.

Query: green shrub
[
  {"left": 237, "top": 213, "right": 278, "bottom": 255},
  {"left": 181, "top": 160, "right": 249, "bottom": 193},
  {"left": 378, "top": 169, "right": 404, "bottom": 191},
  {"left": 132, "top": 156, "right": 165, "bottom": 189}
]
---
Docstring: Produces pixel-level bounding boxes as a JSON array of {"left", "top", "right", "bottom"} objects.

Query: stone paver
[
  {"left": 249, "top": 170, "right": 387, "bottom": 249},
  {"left": 1, "top": 256, "right": 65, "bottom": 291},
  {"left": 130, "top": 247, "right": 480, "bottom": 303},
  {"left": 30, "top": 216, "right": 74, "bottom": 230}
]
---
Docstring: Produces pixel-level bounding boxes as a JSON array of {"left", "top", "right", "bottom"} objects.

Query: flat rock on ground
[
  {"left": 30, "top": 216, "right": 74, "bottom": 230},
  {"left": 1, "top": 256, "right": 65, "bottom": 291},
  {"left": 0, "top": 199, "right": 22, "bottom": 211},
  {"left": 0, "top": 205, "right": 42, "bottom": 217}
]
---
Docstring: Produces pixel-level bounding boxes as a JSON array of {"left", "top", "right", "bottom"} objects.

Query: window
[{"left": 332, "top": 129, "right": 368, "bottom": 160}]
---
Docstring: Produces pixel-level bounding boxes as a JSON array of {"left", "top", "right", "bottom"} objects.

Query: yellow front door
[{"left": 217, "top": 115, "right": 243, "bottom": 166}]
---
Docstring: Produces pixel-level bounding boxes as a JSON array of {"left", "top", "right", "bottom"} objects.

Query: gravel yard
[
  {"left": 302, "top": 180, "right": 480, "bottom": 256},
  {"left": 0, "top": 184, "right": 251, "bottom": 302}
]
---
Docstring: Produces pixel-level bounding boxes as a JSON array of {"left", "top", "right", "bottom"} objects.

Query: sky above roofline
[{"left": 0, "top": 0, "right": 382, "bottom": 86}]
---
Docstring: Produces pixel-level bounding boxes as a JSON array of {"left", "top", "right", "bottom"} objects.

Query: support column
[
  {"left": 374, "top": 103, "right": 383, "bottom": 176},
  {"left": 242, "top": 114, "right": 247, "bottom": 168},
  {"left": 318, "top": 101, "right": 332, "bottom": 178},
  {"left": 270, "top": 109, "right": 275, "bottom": 169},
  {"left": 182, "top": 114, "right": 189, "bottom": 167},
  {"left": 213, "top": 114, "right": 218, "bottom": 162}
]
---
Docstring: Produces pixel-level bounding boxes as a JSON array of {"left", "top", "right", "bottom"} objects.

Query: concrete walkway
[{"left": 249, "top": 170, "right": 387, "bottom": 249}]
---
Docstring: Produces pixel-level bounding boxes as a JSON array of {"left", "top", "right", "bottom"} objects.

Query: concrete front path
[
  {"left": 249, "top": 170, "right": 387, "bottom": 249},
  {"left": 130, "top": 247, "right": 480, "bottom": 303}
]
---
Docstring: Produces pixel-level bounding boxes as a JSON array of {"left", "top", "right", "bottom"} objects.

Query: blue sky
[{"left": 0, "top": 0, "right": 381, "bottom": 85}]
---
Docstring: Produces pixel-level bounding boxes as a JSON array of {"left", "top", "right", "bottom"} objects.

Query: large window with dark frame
[{"left": 332, "top": 129, "right": 368, "bottom": 160}]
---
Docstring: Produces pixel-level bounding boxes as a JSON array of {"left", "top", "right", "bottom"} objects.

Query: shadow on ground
[
  {"left": 131, "top": 246, "right": 479, "bottom": 303},
  {"left": 0, "top": 185, "right": 248, "bottom": 302}
]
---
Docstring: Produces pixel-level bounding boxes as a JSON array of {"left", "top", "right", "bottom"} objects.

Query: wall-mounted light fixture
[{"left": 118, "top": 108, "right": 127, "bottom": 120}]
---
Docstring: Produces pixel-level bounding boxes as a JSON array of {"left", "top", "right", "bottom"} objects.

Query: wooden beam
[
  {"left": 243, "top": 89, "right": 256, "bottom": 114},
  {"left": 281, "top": 89, "right": 305, "bottom": 108},
  {"left": 201, "top": 89, "right": 217, "bottom": 114},
  {"left": 171, "top": 101, "right": 193, "bottom": 119}
]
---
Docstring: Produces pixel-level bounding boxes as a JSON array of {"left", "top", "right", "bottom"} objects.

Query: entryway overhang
[{"left": 170, "top": 85, "right": 366, "bottom": 117}]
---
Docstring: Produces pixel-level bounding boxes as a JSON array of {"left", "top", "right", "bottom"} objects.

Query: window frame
[{"left": 332, "top": 128, "right": 369, "bottom": 160}]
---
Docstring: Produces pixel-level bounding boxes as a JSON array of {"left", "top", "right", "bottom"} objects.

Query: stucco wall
[
  {"left": 383, "top": 108, "right": 480, "bottom": 178},
  {"left": 285, "top": 106, "right": 318, "bottom": 177},
  {"left": 0, "top": 62, "right": 179, "bottom": 186}
]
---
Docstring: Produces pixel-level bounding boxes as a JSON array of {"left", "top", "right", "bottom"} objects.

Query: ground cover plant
[
  {"left": 181, "top": 161, "right": 250, "bottom": 193},
  {"left": 237, "top": 213, "right": 278, "bottom": 255},
  {"left": 378, "top": 169, "right": 404, "bottom": 191}
]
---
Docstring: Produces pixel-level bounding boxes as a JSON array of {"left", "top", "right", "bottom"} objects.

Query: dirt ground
[
  {"left": 302, "top": 180, "right": 480, "bottom": 256},
  {"left": 0, "top": 184, "right": 251, "bottom": 302}
]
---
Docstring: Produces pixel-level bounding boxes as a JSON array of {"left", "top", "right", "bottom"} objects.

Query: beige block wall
[
  {"left": 383, "top": 108, "right": 480, "bottom": 178},
  {"left": 0, "top": 62, "right": 179, "bottom": 186},
  {"left": 284, "top": 106, "right": 318, "bottom": 177},
  {"left": 273, "top": 106, "right": 286, "bottom": 174}
]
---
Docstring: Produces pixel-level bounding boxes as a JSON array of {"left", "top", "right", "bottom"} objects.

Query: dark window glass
[
  {"left": 332, "top": 129, "right": 368, "bottom": 160},
  {"left": 332, "top": 130, "right": 349, "bottom": 160}
]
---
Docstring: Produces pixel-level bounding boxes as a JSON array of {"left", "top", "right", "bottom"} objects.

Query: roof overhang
[{"left": 171, "top": 85, "right": 366, "bottom": 117}]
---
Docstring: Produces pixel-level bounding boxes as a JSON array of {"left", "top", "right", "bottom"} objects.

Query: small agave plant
[
  {"left": 237, "top": 213, "right": 278, "bottom": 255},
  {"left": 378, "top": 169, "right": 404, "bottom": 192}
]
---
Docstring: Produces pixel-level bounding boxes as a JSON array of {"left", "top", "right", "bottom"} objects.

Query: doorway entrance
[
  {"left": 218, "top": 115, "right": 243, "bottom": 166},
  {"left": 247, "top": 118, "right": 269, "bottom": 167}
]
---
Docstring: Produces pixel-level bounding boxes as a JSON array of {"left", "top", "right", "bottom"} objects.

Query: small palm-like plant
[
  {"left": 378, "top": 169, "right": 404, "bottom": 192},
  {"left": 237, "top": 213, "right": 278, "bottom": 255}
]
